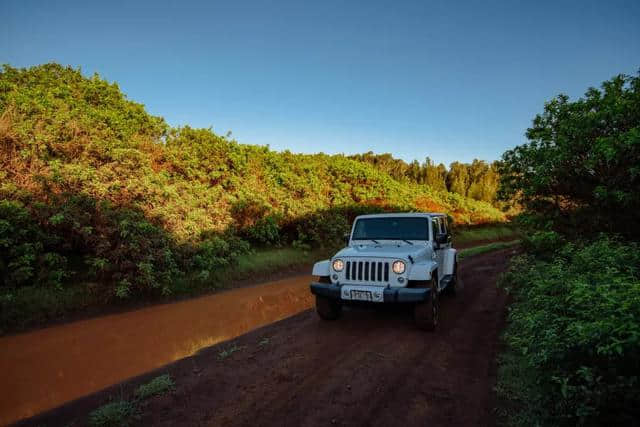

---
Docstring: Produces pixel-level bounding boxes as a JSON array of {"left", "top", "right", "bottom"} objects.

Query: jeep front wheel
[
  {"left": 413, "top": 277, "right": 439, "bottom": 331},
  {"left": 315, "top": 295, "right": 342, "bottom": 320}
]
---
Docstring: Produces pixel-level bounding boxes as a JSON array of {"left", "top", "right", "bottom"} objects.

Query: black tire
[
  {"left": 414, "top": 276, "right": 439, "bottom": 331},
  {"left": 316, "top": 295, "right": 342, "bottom": 320}
]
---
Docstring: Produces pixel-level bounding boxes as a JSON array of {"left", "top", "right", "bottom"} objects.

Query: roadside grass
[
  {"left": 494, "top": 350, "right": 545, "bottom": 426},
  {"left": 89, "top": 374, "right": 174, "bottom": 427},
  {"left": 220, "top": 246, "right": 334, "bottom": 283},
  {"left": 134, "top": 374, "right": 174, "bottom": 399},
  {"left": 218, "top": 345, "right": 245, "bottom": 360},
  {"left": 88, "top": 400, "right": 137, "bottom": 427},
  {"left": 0, "top": 284, "right": 97, "bottom": 335},
  {"left": 170, "top": 246, "right": 336, "bottom": 296},
  {"left": 458, "top": 240, "right": 520, "bottom": 260},
  {"left": 454, "top": 224, "right": 520, "bottom": 247}
]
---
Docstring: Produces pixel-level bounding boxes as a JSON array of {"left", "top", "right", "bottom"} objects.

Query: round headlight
[
  {"left": 392, "top": 260, "right": 406, "bottom": 274},
  {"left": 332, "top": 259, "right": 344, "bottom": 272}
]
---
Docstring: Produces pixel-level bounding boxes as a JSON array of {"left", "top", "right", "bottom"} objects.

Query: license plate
[{"left": 350, "top": 290, "right": 372, "bottom": 301}]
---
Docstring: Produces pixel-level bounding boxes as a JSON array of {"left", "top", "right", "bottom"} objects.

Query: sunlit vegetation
[
  {"left": 350, "top": 153, "right": 502, "bottom": 204},
  {"left": 496, "top": 72, "right": 640, "bottom": 426},
  {"left": 0, "top": 63, "right": 507, "bottom": 332}
]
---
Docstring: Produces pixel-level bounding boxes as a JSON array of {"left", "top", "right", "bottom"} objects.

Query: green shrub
[
  {"left": 0, "top": 200, "right": 69, "bottom": 288},
  {"left": 292, "top": 211, "right": 351, "bottom": 247},
  {"left": 134, "top": 374, "right": 174, "bottom": 399},
  {"left": 0, "top": 200, "right": 41, "bottom": 287},
  {"left": 88, "top": 400, "right": 136, "bottom": 427},
  {"left": 498, "top": 237, "right": 640, "bottom": 426},
  {"left": 40, "top": 195, "right": 180, "bottom": 297},
  {"left": 245, "top": 215, "right": 281, "bottom": 245},
  {"left": 520, "top": 230, "right": 565, "bottom": 259},
  {"left": 190, "top": 234, "right": 251, "bottom": 281}
]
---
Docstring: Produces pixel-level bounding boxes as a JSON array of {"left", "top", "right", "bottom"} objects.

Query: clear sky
[{"left": 2, "top": 0, "right": 639, "bottom": 166}]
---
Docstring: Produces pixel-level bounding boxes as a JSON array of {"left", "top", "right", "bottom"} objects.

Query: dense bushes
[
  {"left": 498, "top": 234, "right": 640, "bottom": 426},
  {"left": 0, "top": 200, "right": 68, "bottom": 287},
  {"left": 495, "top": 71, "right": 640, "bottom": 426},
  {"left": 499, "top": 72, "right": 640, "bottom": 239},
  {"left": 0, "top": 195, "right": 181, "bottom": 295},
  {"left": 0, "top": 63, "right": 506, "bottom": 310}
]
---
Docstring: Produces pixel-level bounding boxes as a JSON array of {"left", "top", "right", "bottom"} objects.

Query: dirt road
[{"left": 21, "top": 248, "right": 514, "bottom": 427}]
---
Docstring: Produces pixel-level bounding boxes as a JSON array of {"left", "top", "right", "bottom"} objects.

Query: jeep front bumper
[{"left": 309, "top": 282, "right": 430, "bottom": 303}]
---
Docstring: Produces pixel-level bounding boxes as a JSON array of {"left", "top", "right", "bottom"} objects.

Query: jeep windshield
[{"left": 352, "top": 217, "right": 429, "bottom": 241}]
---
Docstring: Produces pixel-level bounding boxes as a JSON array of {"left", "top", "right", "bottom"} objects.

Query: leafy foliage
[
  {"left": 498, "top": 72, "right": 640, "bottom": 238},
  {"left": 498, "top": 235, "right": 640, "bottom": 426}
]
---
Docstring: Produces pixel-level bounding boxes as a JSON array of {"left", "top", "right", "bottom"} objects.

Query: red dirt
[{"left": 18, "top": 248, "right": 515, "bottom": 427}]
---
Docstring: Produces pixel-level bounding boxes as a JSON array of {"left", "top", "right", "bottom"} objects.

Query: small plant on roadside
[
  {"left": 218, "top": 345, "right": 244, "bottom": 360},
  {"left": 134, "top": 374, "right": 174, "bottom": 399},
  {"left": 88, "top": 400, "right": 136, "bottom": 427}
]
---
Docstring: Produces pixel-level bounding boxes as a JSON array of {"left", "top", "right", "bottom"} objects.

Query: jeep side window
[
  {"left": 441, "top": 217, "right": 447, "bottom": 234},
  {"left": 431, "top": 219, "right": 439, "bottom": 240}
]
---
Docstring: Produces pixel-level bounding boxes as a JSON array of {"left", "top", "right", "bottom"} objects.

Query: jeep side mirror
[
  {"left": 435, "top": 233, "right": 449, "bottom": 245},
  {"left": 344, "top": 233, "right": 350, "bottom": 245}
]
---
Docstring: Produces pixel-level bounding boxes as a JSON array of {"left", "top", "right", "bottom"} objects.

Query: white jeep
[{"left": 310, "top": 213, "right": 458, "bottom": 330}]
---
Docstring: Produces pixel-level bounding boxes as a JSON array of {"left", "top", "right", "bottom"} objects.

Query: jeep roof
[{"left": 353, "top": 212, "right": 446, "bottom": 219}]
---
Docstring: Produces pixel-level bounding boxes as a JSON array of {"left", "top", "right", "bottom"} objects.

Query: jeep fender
[
  {"left": 443, "top": 248, "right": 457, "bottom": 275},
  {"left": 408, "top": 261, "right": 438, "bottom": 281},
  {"left": 312, "top": 260, "right": 331, "bottom": 277}
]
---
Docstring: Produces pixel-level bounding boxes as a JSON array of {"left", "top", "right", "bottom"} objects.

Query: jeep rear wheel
[
  {"left": 414, "top": 277, "right": 439, "bottom": 331},
  {"left": 316, "top": 295, "right": 342, "bottom": 320}
]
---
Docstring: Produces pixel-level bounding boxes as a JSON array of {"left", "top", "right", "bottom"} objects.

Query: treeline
[
  {"left": 497, "top": 72, "right": 640, "bottom": 426},
  {"left": 0, "top": 63, "right": 505, "bottom": 310},
  {"left": 349, "top": 152, "right": 501, "bottom": 203}
]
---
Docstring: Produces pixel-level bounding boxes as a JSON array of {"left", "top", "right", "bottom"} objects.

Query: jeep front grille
[{"left": 345, "top": 260, "right": 389, "bottom": 282}]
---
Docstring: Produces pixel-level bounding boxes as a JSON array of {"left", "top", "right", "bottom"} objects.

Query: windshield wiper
[
  {"left": 402, "top": 239, "right": 414, "bottom": 245},
  {"left": 370, "top": 239, "right": 379, "bottom": 244}
]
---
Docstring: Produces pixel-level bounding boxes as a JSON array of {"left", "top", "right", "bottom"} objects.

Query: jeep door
[{"left": 431, "top": 216, "right": 450, "bottom": 289}]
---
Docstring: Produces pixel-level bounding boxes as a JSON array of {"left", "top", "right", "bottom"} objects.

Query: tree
[
  {"left": 446, "top": 162, "right": 470, "bottom": 196},
  {"left": 498, "top": 72, "right": 640, "bottom": 237},
  {"left": 423, "top": 157, "right": 447, "bottom": 192}
]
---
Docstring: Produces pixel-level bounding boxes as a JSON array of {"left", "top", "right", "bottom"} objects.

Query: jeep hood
[{"left": 334, "top": 244, "right": 429, "bottom": 260}]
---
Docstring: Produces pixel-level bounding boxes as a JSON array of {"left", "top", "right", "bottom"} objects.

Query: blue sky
[{"left": 2, "top": 0, "right": 639, "bottom": 166}]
